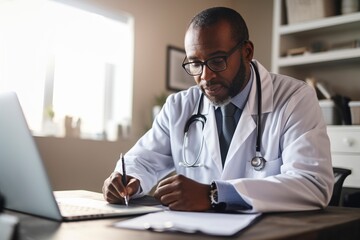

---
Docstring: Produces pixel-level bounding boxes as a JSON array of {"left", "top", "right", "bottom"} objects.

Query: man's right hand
[{"left": 102, "top": 171, "right": 140, "bottom": 204}]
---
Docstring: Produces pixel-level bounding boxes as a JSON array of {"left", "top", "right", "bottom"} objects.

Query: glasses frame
[{"left": 182, "top": 41, "right": 244, "bottom": 76}]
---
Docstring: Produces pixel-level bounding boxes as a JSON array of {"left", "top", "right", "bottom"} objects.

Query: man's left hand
[{"left": 153, "top": 174, "right": 211, "bottom": 211}]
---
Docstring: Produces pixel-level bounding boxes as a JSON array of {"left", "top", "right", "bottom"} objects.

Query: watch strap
[{"left": 209, "top": 181, "right": 226, "bottom": 211}]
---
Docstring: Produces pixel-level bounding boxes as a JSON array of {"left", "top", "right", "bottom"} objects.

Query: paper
[
  {"left": 0, "top": 214, "right": 19, "bottom": 240},
  {"left": 114, "top": 211, "right": 261, "bottom": 236}
]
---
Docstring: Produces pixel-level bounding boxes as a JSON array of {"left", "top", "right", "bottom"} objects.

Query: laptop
[{"left": 0, "top": 91, "right": 162, "bottom": 221}]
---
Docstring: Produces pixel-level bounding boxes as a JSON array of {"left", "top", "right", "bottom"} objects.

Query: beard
[{"left": 202, "top": 57, "right": 248, "bottom": 107}]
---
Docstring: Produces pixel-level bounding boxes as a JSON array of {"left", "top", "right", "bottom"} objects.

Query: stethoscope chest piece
[{"left": 251, "top": 156, "right": 266, "bottom": 171}]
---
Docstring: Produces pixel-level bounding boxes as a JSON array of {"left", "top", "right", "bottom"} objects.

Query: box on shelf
[
  {"left": 349, "top": 101, "right": 360, "bottom": 125},
  {"left": 319, "top": 99, "right": 341, "bottom": 125},
  {"left": 285, "top": 0, "right": 336, "bottom": 24}
]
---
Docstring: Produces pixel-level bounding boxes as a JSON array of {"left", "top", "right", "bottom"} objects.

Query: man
[{"left": 103, "top": 7, "right": 334, "bottom": 212}]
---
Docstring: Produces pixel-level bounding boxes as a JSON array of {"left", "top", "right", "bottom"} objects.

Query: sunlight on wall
[{"left": 0, "top": 0, "right": 134, "bottom": 140}]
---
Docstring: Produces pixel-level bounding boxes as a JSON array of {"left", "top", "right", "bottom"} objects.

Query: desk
[{"left": 4, "top": 191, "right": 360, "bottom": 240}]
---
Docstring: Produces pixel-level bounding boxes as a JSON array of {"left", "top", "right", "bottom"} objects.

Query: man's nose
[{"left": 200, "top": 65, "right": 216, "bottom": 81}]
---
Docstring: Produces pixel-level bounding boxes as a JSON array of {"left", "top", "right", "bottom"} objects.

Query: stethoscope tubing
[{"left": 181, "top": 94, "right": 206, "bottom": 167}]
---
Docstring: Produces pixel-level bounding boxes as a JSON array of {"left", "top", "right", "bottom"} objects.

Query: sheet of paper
[
  {"left": 0, "top": 214, "right": 19, "bottom": 240},
  {"left": 114, "top": 211, "right": 261, "bottom": 236}
]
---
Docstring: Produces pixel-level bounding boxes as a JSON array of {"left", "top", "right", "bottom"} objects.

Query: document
[
  {"left": 114, "top": 211, "right": 261, "bottom": 236},
  {"left": 0, "top": 214, "right": 19, "bottom": 240}
]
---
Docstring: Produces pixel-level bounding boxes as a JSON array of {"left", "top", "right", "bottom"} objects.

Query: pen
[{"left": 121, "top": 153, "right": 129, "bottom": 206}]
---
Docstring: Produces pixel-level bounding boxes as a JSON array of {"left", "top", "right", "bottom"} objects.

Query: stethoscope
[
  {"left": 180, "top": 93, "right": 206, "bottom": 167},
  {"left": 180, "top": 61, "right": 266, "bottom": 171}
]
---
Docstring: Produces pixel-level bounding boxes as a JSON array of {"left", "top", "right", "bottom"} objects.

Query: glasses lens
[
  {"left": 184, "top": 62, "right": 202, "bottom": 76},
  {"left": 207, "top": 57, "right": 227, "bottom": 72}
]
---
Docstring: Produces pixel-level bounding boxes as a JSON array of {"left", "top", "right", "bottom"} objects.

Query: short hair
[{"left": 189, "top": 7, "right": 249, "bottom": 43}]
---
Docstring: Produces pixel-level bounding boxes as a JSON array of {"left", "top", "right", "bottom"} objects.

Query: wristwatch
[
  {"left": 210, "top": 181, "right": 218, "bottom": 206},
  {"left": 209, "top": 181, "right": 226, "bottom": 211}
]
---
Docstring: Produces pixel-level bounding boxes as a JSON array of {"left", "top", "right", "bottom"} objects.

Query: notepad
[{"left": 114, "top": 211, "right": 261, "bottom": 236}]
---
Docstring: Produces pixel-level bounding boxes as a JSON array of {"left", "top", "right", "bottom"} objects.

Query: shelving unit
[
  {"left": 272, "top": 0, "right": 360, "bottom": 101},
  {"left": 272, "top": 0, "right": 360, "bottom": 190}
]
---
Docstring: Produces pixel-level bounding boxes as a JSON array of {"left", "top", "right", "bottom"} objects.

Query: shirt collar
[{"left": 230, "top": 66, "right": 254, "bottom": 110}]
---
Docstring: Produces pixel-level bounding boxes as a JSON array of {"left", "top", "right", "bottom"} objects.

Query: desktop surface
[{"left": 4, "top": 190, "right": 360, "bottom": 240}]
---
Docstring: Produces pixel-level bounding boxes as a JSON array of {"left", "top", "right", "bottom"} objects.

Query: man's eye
[
  {"left": 209, "top": 58, "right": 224, "bottom": 65},
  {"left": 190, "top": 62, "right": 202, "bottom": 68}
]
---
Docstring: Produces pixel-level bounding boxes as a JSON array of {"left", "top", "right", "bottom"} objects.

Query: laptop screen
[{"left": 0, "top": 91, "right": 62, "bottom": 220}]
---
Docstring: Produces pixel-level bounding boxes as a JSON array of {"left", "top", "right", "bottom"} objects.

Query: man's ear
[{"left": 244, "top": 40, "right": 254, "bottom": 61}]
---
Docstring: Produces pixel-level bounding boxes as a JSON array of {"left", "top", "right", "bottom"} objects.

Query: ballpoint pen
[{"left": 121, "top": 153, "right": 129, "bottom": 206}]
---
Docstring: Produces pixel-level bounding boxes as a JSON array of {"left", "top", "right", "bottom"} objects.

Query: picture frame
[{"left": 166, "top": 45, "right": 195, "bottom": 91}]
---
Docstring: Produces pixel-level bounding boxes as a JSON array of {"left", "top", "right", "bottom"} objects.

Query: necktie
[{"left": 219, "top": 103, "right": 237, "bottom": 165}]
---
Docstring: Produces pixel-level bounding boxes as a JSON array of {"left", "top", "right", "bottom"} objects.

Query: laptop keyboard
[{"left": 58, "top": 202, "right": 117, "bottom": 217}]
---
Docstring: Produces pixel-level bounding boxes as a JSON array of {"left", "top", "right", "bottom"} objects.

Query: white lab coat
[{"left": 118, "top": 60, "right": 334, "bottom": 212}]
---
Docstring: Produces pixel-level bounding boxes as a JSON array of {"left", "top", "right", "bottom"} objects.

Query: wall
[
  {"left": 36, "top": 0, "right": 274, "bottom": 192},
  {"left": 234, "top": 0, "right": 274, "bottom": 70}
]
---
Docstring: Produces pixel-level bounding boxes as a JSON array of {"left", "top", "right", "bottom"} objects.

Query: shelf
[
  {"left": 327, "top": 125, "right": 360, "bottom": 130},
  {"left": 272, "top": 0, "right": 359, "bottom": 101},
  {"left": 279, "top": 12, "right": 360, "bottom": 35},
  {"left": 278, "top": 48, "right": 360, "bottom": 67}
]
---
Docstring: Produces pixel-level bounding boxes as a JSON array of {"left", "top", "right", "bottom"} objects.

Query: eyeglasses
[{"left": 182, "top": 41, "right": 244, "bottom": 76}]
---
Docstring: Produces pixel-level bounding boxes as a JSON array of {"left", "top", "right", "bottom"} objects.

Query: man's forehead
[{"left": 184, "top": 24, "right": 234, "bottom": 57}]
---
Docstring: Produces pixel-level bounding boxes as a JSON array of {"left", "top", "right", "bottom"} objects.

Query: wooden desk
[{"left": 4, "top": 191, "right": 360, "bottom": 240}]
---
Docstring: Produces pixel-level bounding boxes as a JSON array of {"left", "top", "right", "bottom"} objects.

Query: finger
[
  {"left": 155, "top": 174, "right": 179, "bottom": 195},
  {"left": 168, "top": 201, "right": 185, "bottom": 211},
  {"left": 126, "top": 177, "right": 140, "bottom": 196},
  {"left": 106, "top": 192, "right": 124, "bottom": 204},
  {"left": 103, "top": 180, "right": 122, "bottom": 203},
  {"left": 103, "top": 172, "right": 126, "bottom": 202},
  {"left": 153, "top": 179, "right": 178, "bottom": 202},
  {"left": 110, "top": 172, "right": 127, "bottom": 196},
  {"left": 156, "top": 174, "right": 177, "bottom": 188},
  {"left": 153, "top": 182, "right": 170, "bottom": 201},
  {"left": 158, "top": 190, "right": 180, "bottom": 207},
  {"left": 107, "top": 183, "right": 124, "bottom": 200}
]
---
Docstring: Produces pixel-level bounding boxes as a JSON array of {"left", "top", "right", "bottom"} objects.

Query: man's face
[{"left": 184, "top": 21, "right": 252, "bottom": 106}]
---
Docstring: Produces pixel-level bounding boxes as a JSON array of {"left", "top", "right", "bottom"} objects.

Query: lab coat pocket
[{"left": 251, "top": 157, "right": 282, "bottom": 178}]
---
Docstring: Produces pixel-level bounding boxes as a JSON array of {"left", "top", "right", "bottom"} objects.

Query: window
[{"left": 0, "top": 0, "right": 134, "bottom": 140}]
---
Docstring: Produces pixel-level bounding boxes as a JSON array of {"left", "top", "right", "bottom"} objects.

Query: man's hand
[
  {"left": 153, "top": 174, "right": 211, "bottom": 211},
  {"left": 102, "top": 171, "right": 140, "bottom": 204}
]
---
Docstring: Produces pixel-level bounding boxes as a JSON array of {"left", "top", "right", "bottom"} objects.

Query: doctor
[{"left": 103, "top": 7, "right": 334, "bottom": 212}]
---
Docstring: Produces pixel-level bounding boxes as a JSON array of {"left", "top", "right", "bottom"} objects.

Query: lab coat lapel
[
  {"left": 226, "top": 102, "right": 256, "bottom": 163},
  {"left": 226, "top": 60, "right": 273, "bottom": 165},
  {"left": 202, "top": 98, "right": 223, "bottom": 173}
]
